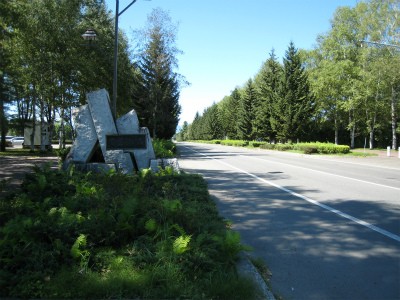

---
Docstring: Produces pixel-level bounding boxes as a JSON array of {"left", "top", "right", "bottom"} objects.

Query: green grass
[
  {"left": 0, "top": 164, "right": 258, "bottom": 299},
  {"left": 343, "top": 151, "right": 378, "bottom": 157}
]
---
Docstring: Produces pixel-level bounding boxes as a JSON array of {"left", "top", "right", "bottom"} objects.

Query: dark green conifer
[
  {"left": 237, "top": 79, "right": 256, "bottom": 141},
  {"left": 274, "top": 42, "right": 315, "bottom": 142}
]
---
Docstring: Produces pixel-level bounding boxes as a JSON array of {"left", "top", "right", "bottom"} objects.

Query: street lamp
[
  {"left": 112, "top": 0, "right": 140, "bottom": 119},
  {"left": 81, "top": 29, "right": 97, "bottom": 42}
]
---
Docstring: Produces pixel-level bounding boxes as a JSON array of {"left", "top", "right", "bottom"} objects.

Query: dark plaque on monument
[{"left": 106, "top": 134, "right": 147, "bottom": 150}]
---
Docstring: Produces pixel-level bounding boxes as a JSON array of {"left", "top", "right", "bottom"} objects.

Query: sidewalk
[{"left": 0, "top": 154, "right": 58, "bottom": 197}]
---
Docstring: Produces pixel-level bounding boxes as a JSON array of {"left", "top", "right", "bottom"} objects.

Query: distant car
[
  {"left": 3, "top": 136, "right": 14, "bottom": 147},
  {"left": 11, "top": 137, "right": 24, "bottom": 146}
]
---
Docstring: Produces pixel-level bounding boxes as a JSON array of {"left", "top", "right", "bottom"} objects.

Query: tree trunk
[
  {"left": 367, "top": 108, "right": 376, "bottom": 149},
  {"left": 59, "top": 107, "right": 65, "bottom": 149},
  {"left": 349, "top": 110, "right": 355, "bottom": 149},
  {"left": 334, "top": 112, "right": 339, "bottom": 145},
  {"left": 391, "top": 85, "right": 397, "bottom": 150},
  {"left": 369, "top": 129, "right": 374, "bottom": 150},
  {"left": 40, "top": 97, "right": 46, "bottom": 152},
  {"left": 350, "top": 125, "right": 355, "bottom": 149},
  {"left": 0, "top": 96, "right": 6, "bottom": 152},
  {"left": 30, "top": 91, "right": 36, "bottom": 152},
  {"left": 0, "top": 73, "right": 7, "bottom": 152}
]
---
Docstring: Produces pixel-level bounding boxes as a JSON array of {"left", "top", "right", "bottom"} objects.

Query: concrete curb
[{"left": 237, "top": 253, "right": 276, "bottom": 300}]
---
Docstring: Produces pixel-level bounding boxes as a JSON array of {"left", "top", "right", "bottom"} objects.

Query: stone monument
[{"left": 65, "top": 89, "right": 156, "bottom": 173}]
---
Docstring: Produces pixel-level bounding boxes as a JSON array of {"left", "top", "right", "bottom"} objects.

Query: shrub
[
  {"left": 249, "top": 141, "right": 267, "bottom": 148},
  {"left": 152, "top": 139, "right": 176, "bottom": 158},
  {"left": 0, "top": 166, "right": 255, "bottom": 298},
  {"left": 56, "top": 147, "right": 71, "bottom": 162},
  {"left": 294, "top": 142, "right": 350, "bottom": 154},
  {"left": 220, "top": 140, "right": 248, "bottom": 147},
  {"left": 259, "top": 143, "right": 276, "bottom": 150},
  {"left": 274, "top": 144, "right": 293, "bottom": 151}
]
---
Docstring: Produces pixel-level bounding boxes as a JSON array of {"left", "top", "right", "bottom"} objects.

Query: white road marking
[
  {"left": 240, "top": 155, "right": 400, "bottom": 192},
  {"left": 185, "top": 146, "right": 400, "bottom": 243}
]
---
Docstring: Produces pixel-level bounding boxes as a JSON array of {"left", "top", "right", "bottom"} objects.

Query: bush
[
  {"left": 0, "top": 166, "right": 256, "bottom": 298},
  {"left": 56, "top": 147, "right": 71, "bottom": 162},
  {"left": 220, "top": 140, "right": 249, "bottom": 147},
  {"left": 274, "top": 144, "right": 293, "bottom": 151},
  {"left": 249, "top": 141, "right": 267, "bottom": 148},
  {"left": 152, "top": 139, "right": 176, "bottom": 158},
  {"left": 259, "top": 143, "right": 276, "bottom": 150},
  {"left": 294, "top": 142, "right": 350, "bottom": 154}
]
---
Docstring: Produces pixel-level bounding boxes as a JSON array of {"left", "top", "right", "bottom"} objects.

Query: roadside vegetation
[
  {"left": 176, "top": 0, "right": 399, "bottom": 151},
  {"left": 184, "top": 140, "right": 356, "bottom": 155},
  {"left": 0, "top": 142, "right": 258, "bottom": 299}
]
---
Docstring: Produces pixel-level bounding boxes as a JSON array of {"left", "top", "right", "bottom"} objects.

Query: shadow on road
[{"left": 180, "top": 158, "right": 400, "bottom": 300}]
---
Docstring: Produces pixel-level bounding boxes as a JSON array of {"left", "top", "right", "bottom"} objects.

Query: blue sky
[{"left": 105, "top": 0, "right": 358, "bottom": 126}]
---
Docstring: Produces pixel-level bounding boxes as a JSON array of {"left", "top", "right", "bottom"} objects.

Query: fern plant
[{"left": 70, "top": 234, "right": 90, "bottom": 274}]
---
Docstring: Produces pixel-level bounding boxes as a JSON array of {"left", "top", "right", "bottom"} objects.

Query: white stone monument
[{"left": 65, "top": 89, "right": 155, "bottom": 173}]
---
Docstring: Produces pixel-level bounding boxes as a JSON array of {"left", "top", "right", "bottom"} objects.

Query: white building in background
[{"left": 23, "top": 123, "right": 51, "bottom": 149}]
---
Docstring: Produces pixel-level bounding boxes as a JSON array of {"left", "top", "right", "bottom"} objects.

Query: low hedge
[
  {"left": 294, "top": 142, "right": 350, "bottom": 154},
  {"left": 187, "top": 140, "right": 350, "bottom": 155},
  {"left": 248, "top": 141, "right": 267, "bottom": 148},
  {"left": 220, "top": 140, "right": 249, "bottom": 147}
]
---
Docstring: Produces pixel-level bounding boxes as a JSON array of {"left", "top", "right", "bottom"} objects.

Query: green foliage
[
  {"left": 249, "top": 141, "right": 267, "bottom": 148},
  {"left": 173, "top": 235, "right": 191, "bottom": 254},
  {"left": 56, "top": 147, "right": 71, "bottom": 162},
  {"left": 293, "top": 142, "right": 350, "bottom": 154},
  {"left": 237, "top": 79, "right": 256, "bottom": 141},
  {"left": 0, "top": 165, "right": 255, "bottom": 298},
  {"left": 273, "top": 42, "right": 316, "bottom": 142},
  {"left": 152, "top": 138, "right": 176, "bottom": 158},
  {"left": 133, "top": 8, "right": 182, "bottom": 139},
  {"left": 220, "top": 140, "right": 249, "bottom": 147}
]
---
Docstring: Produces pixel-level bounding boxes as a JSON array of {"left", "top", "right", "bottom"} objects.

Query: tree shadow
[{"left": 180, "top": 161, "right": 400, "bottom": 300}]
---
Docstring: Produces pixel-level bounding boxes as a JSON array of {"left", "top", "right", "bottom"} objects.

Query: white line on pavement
[
  {"left": 186, "top": 146, "right": 400, "bottom": 243},
  {"left": 240, "top": 155, "right": 400, "bottom": 192}
]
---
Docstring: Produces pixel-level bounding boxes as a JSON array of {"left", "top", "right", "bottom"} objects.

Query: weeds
[{"left": 0, "top": 164, "right": 256, "bottom": 298}]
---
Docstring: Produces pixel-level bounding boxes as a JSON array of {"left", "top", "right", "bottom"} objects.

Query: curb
[{"left": 237, "top": 253, "right": 276, "bottom": 300}]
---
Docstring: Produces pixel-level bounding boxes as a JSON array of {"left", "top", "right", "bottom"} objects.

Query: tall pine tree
[
  {"left": 273, "top": 42, "right": 315, "bottom": 142},
  {"left": 237, "top": 79, "right": 256, "bottom": 141},
  {"left": 255, "top": 49, "right": 283, "bottom": 142},
  {"left": 134, "top": 8, "right": 181, "bottom": 139}
]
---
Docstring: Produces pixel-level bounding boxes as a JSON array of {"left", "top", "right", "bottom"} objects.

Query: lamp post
[
  {"left": 81, "top": 28, "right": 97, "bottom": 42},
  {"left": 112, "top": 0, "right": 139, "bottom": 119}
]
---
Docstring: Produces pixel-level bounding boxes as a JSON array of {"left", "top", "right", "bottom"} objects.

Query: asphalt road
[{"left": 177, "top": 142, "right": 400, "bottom": 300}]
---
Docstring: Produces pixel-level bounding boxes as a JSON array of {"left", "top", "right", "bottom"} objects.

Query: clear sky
[{"left": 105, "top": 0, "right": 358, "bottom": 127}]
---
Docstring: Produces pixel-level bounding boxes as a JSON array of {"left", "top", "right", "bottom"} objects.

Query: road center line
[
  {"left": 239, "top": 155, "right": 400, "bottom": 192},
  {"left": 186, "top": 146, "right": 400, "bottom": 243}
]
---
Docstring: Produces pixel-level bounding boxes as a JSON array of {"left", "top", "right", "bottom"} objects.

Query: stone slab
[
  {"left": 134, "top": 127, "right": 156, "bottom": 170},
  {"left": 103, "top": 150, "right": 133, "bottom": 174},
  {"left": 87, "top": 89, "right": 134, "bottom": 173},
  {"left": 150, "top": 158, "right": 180, "bottom": 173},
  {"left": 116, "top": 110, "right": 140, "bottom": 134},
  {"left": 66, "top": 105, "right": 97, "bottom": 163},
  {"left": 116, "top": 111, "right": 155, "bottom": 170},
  {"left": 87, "top": 89, "right": 117, "bottom": 155}
]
